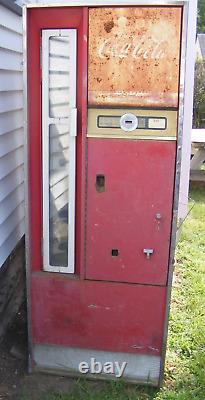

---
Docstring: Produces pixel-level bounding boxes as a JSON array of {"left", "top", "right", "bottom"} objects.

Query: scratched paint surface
[{"left": 88, "top": 7, "right": 182, "bottom": 108}]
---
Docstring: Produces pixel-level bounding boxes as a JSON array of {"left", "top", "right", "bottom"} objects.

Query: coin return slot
[
  {"left": 111, "top": 249, "right": 119, "bottom": 257},
  {"left": 95, "top": 175, "right": 105, "bottom": 192}
]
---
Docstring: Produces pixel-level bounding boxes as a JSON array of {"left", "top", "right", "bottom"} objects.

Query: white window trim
[{"left": 42, "top": 29, "right": 77, "bottom": 273}]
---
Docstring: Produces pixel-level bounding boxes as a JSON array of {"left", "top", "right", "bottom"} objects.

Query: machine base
[{"left": 33, "top": 344, "right": 161, "bottom": 386}]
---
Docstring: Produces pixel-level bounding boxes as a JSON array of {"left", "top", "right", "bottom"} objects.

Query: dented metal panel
[{"left": 88, "top": 7, "right": 182, "bottom": 108}]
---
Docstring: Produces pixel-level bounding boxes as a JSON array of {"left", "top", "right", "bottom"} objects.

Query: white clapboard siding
[
  {"left": 0, "top": 49, "right": 22, "bottom": 71},
  {"left": 0, "top": 202, "right": 25, "bottom": 247},
  {"left": 0, "top": 71, "right": 23, "bottom": 92},
  {"left": 0, "top": 219, "right": 25, "bottom": 267},
  {"left": 0, "top": 109, "right": 23, "bottom": 135},
  {"left": 0, "top": 166, "right": 24, "bottom": 203},
  {"left": 0, "top": 4, "right": 22, "bottom": 34},
  {"left": 0, "top": 91, "right": 23, "bottom": 113},
  {"left": 0, "top": 128, "right": 24, "bottom": 158},
  {"left": 0, "top": 26, "right": 22, "bottom": 53},
  {"left": 0, "top": 183, "right": 24, "bottom": 225},
  {"left": 0, "top": 3, "right": 24, "bottom": 268},
  {"left": 0, "top": 147, "right": 24, "bottom": 180}
]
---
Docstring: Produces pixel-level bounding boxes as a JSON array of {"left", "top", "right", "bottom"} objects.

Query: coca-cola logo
[{"left": 98, "top": 37, "right": 167, "bottom": 60}]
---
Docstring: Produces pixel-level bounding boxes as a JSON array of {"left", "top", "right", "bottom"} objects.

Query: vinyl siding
[{"left": 0, "top": 4, "right": 24, "bottom": 268}]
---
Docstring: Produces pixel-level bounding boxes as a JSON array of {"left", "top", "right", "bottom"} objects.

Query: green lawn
[{"left": 24, "top": 186, "right": 205, "bottom": 400}]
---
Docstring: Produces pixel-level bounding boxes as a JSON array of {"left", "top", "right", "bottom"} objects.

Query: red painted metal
[
  {"left": 32, "top": 274, "right": 166, "bottom": 355},
  {"left": 27, "top": 7, "right": 87, "bottom": 275},
  {"left": 27, "top": 6, "right": 179, "bottom": 378},
  {"left": 85, "top": 139, "right": 176, "bottom": 285}
]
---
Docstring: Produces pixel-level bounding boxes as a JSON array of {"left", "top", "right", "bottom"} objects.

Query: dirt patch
[
  {"left": 0, "top": 303, "right": 78, "bottom": 400},
  {"left": 0, "top": 303, "right": 27, "bottom": 400},
  {"left": 19, "top": 374, "right": 77, "bottom": 400}
]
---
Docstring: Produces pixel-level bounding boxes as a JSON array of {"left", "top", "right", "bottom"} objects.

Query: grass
[{"left": 22, "top": 186, "right": 205, "bottom": 400}]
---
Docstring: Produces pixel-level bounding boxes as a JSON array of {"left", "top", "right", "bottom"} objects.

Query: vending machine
[{"left": 24, "top": 0, "right": 196, "bottom": 385}]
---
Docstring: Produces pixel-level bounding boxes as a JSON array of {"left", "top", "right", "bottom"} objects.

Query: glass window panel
[
  {"left": 49, "top": 36, "right": 71, "bottom": 118},
  {"left": 49, "top": 124, "right": 70, "bottom": 267}
]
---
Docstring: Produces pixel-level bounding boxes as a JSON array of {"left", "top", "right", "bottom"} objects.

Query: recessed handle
[{"left": 95, "top": 174, "right": 105, "bottom": 193}]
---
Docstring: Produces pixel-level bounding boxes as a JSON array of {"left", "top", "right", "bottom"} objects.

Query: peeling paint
[
  {"left": 88, "top": 304, "right": 111, "bottom": 311},
  {"left": 131, "top": 344, "right": 145, "bottom": 349},
  {"left": 131, "top": 344, "right": 160, "bottom": 353},
  {"left": 148, "top": 346, "right": 160, "bottom": 352},
  {"left": 88, "top": 304, "right": 98, "bottom": 308}
]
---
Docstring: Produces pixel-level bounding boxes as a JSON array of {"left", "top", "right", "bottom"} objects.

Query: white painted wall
[{"left": 0, "top": 4, "right": 24, "bottom": 267}]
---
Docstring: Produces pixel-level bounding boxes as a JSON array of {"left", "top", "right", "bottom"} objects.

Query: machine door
[
  {"left": 85, "top": 6, "right": 181, "bottom": 286},
  {"left": 85, "top": 138, "right": 176, "bottom": 286},
  {"left": 42, "top": 29, "right": 77, "bottom": 273}
]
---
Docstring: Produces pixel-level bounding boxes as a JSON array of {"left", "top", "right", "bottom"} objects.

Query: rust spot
[
  {"left": 88, "top": 7, "right": 182, "bottom": 108},
  {"left": 104, "top": 20, "right": 114, "bottom": 33}
]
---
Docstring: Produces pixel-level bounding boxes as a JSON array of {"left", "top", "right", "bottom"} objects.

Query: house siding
[{"left": 0, "top": 4, "right": 24, "bottom": 268}]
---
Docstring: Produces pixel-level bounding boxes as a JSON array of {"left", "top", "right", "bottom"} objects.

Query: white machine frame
[{"left": 42, "top": 28, "right": 77, "bottom": 273}]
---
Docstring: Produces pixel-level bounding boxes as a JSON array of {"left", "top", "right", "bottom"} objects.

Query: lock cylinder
[{"left": 120, "top": 113, "right": 138, "bottom": 132}]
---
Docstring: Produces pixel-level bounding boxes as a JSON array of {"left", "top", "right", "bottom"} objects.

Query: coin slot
[{"left": 95, "top": 174, "right": 105, "bottom": 192}]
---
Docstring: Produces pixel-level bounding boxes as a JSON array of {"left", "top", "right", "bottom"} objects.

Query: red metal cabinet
[
  {"left": 25, "top": 3, "right": 186, "bottom": 386},
  {"left": 31, "top": 275, "right": 166, "bottom": 356}
]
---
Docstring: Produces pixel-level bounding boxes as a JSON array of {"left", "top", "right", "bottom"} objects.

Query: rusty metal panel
[{"left": 88, "top": 7, "right": 182, "bottom": 108}]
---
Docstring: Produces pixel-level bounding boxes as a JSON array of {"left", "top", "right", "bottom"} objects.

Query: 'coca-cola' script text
[{"left": 98, "top": 37, "right": 167, "bottom": 60}]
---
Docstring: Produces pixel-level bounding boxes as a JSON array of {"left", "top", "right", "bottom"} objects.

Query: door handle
[{"left": 143, "top": 248, "right": 154, "bottom": 260}]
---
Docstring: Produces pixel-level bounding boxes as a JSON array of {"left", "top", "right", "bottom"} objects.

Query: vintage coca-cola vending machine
[{"left": 24, "top": 0, "right": 196, "bottom": 385}]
